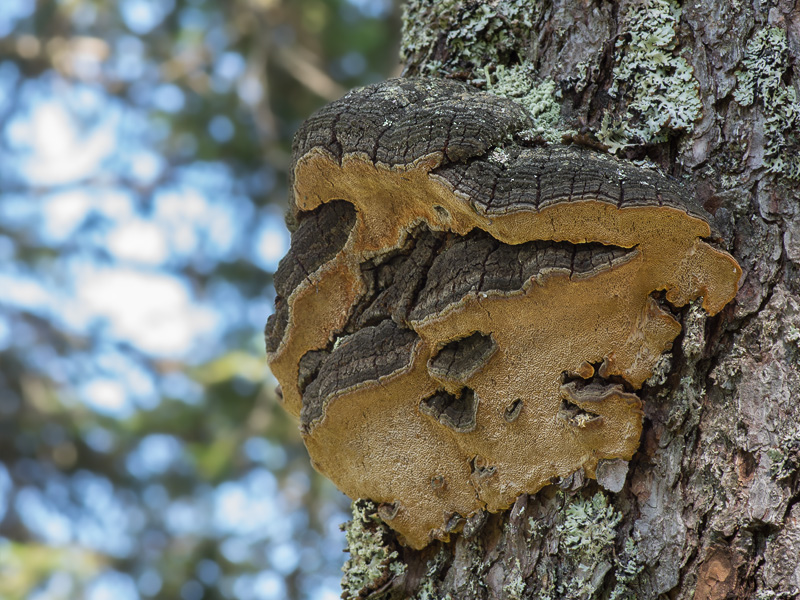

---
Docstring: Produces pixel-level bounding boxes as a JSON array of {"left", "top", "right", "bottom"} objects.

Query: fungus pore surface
[{"left": 265, "top": 78, "right": 742, "bottom": 549}]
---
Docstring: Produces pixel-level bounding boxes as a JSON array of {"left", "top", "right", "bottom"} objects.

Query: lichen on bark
[
  {"left": 400, "top": 0, "right": 536, "bottom": 78},
  {"left": 733, "top": 26, "right": 800, "bottom": 180},
  {"left": 556, "top": 492, "right": 622, "bottom": 598},
  {"left": 340, "top": 500, "right": 406, "bottom": 599},
  {"left": 598, "top": 0, "right": 702, "bottom": 151},
  {"left": 400, "top": 1, "right": 572, "bottom": 143},
  {"left": 487, "top": 66, "right": 570, "bottom": 143}
]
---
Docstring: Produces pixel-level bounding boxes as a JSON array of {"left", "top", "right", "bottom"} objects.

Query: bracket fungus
[{"left": 265, "top": 78, "right": 742, "bottom": 549}]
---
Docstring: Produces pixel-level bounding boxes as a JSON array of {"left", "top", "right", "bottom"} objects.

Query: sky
[
  {"left": 0, "top": 74, "right": 307, "bottom": 595},
  {"left": 0, "top": 64, "right": 288, "bottom": 409},
  {"left": 0, "top": 0, "right": 397, "bottom": 597}
]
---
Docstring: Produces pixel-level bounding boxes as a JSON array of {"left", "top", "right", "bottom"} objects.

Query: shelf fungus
[{"left": 265, "top": 78, "right": 742, "bottom": 549}]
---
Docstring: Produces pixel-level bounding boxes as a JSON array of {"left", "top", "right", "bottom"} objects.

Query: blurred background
[{"left": 0, "top": 1, "right": 400, "bottom": 598}]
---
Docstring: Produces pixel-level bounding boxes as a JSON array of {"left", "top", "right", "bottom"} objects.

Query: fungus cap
[{"left": 265, "top": 78, "right": 742, "bottom": 549}]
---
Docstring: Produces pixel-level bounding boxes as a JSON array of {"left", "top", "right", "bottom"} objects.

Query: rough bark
[{"left": 321, "top": 1, "right": 800, "bottom": 598}]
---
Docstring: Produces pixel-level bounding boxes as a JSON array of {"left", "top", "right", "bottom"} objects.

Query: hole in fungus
[
  {"left": 649, "top": 289, "right": 682, "bottom": 321},
  {"left": 433, "top": 204, "right": 450, "bottom": 220},
  {"left": 560, "top": 362, "right": 601, "bottom": 387},
  {"left": 503, "top": 398, "right": 524, "bottom": 422},
  {"left": 558, "top": 397, "right": 604, "bottom": 429},
  {"left": 427, "top": 332, "right": 497, "bottom": 383},
  {"left": 445, "top": 512, "right": 466, "bottom": 533},
  {"left": 470, "top": 455, "right": 497, "bottom": 481},
  {"left": 419, "top": 388, "right": 479, "bottom": 433},
  {"left": 377, "top": 501, "right": 400, "bottom": 521},
  {"left": 562, "top": 361, "right": 636, "bottom": 394},
  {"left": 430, "top": 475, "right": 447, "bottom": 497}
]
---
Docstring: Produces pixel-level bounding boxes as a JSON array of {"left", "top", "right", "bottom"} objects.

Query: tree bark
[{"left": 332, "top": 1, "right": 800, "bottom": 598}]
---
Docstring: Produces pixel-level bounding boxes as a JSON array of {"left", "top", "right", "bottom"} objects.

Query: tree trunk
[{"left": 332, "top": 1, "right": 800, "bottom": 598}]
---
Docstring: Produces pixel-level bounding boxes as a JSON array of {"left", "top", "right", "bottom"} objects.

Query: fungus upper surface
[{"left": 265, "top": 78, "right": 742, "bottom": 550}]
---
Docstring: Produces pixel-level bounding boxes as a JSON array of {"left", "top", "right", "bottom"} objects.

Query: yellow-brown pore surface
[{"left": 268, "top": 149, "right": 742, "bottom": 549}]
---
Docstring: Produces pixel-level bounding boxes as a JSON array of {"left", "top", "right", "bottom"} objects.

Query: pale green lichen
[
  {"left": 556, "top": 492, "right": 648, "bottom": 598},
  {"left": 527, "top": 515, "right": 547, "bottom": 539},
  {"left": 340, "top": 499, "right": 406, "bottom": 600},
  {"left": 644, "top": 352, "right": 673, "bottom": 388},
  {"left": 787, "top": 324, "right": 800, "bottom": 348},
  {"left": 524, "top": 493, "right": 644, "bottom": 599},
  {"left": 564, "top": 60, "right": 591, "bottom": 93},
  {"left": 414, "top": 585, "right": 452, "bottom": 600},
  {"left": 681, "top": 301, "right": 707, "bottom": 360},
  {"left": 556, "top": 492, "right": 623, "bottom": 598},
  {"left": 559, "top": 492, "right": 621, "bottom": 562},
  {"left": 767, "top": 426, "right": 800, "bottom": 481},
  {"left": 400, "top": 0, "right": 535, "bottom": 77},
  {"left": 755, "top": 590, "right": 798, "bottom": 600},
  {"left": 401, "top": 2, "right": 574, "bottom": 143},
  {"left": 609, "top": 536, "right": 646, "bottom": 600},
  {"left": 489, "top": 146, "right": 511, "bottom": 165},
  {"left": 530, "top": 561, "right": 558, "bottom": 600},
  {"left": 487, "top": 65, "right": 573, "bottom": 143},
  {"left": 412, "top": 549, "right": 451, "bottom": 600},
  {"left": 502, "top": 558, "right": 526, "bottom": 599},
  {"left": 598, "top": 0, "right": 701, "bottom": 151},
  {"left": 733, "top": 27, "right": 800, "bottom": 181},
  {"left": 598, "top": 113, "right": 632, "bottom": 154}
]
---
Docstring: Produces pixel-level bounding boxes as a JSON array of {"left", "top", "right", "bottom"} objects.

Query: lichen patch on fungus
[{"left": 265, "top": 78, "right": 742, "bottom": 549}]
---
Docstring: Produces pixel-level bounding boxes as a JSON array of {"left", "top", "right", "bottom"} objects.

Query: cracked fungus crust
[{"left": 265, "top": 78, "right": 742, "bottom": 549}]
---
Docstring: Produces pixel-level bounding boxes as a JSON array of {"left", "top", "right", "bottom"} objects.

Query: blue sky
[{"left": 0, "top": 1, "right": 385, "bottom": 597}]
